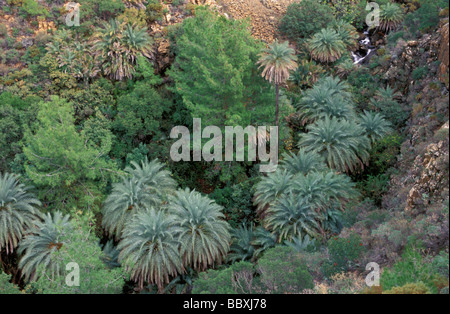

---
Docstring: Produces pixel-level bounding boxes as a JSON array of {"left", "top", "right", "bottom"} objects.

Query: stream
[{"left": 351, "top": 30, "right": 377, "bottom": 65}]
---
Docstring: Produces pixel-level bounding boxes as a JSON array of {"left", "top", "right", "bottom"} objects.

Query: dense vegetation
[{"left": 0, "top": 0, "right": 448, "bottom": 294}]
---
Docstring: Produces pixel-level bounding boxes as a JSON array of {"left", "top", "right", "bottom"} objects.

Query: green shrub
[
  {"left": 0, "top": 272, "right": 21, "bottom": 294},
  {"left": 20, "top": 0, "right": 49, "bottom": 17},
  {"left": 257, "top": 246, "right": 314, "bottom": 293},
  {"left": 383, "top": 282, "right": 430, "bottom": 294},
  {"left": 412, "top": 66, "right": 429, "bottom": 80},
  {"left": 381, "top": 245, "right": 445, "bottom": 293},
  {"left": 322, "top": 234, "right": 366, "bottom": 277},
  {"left": 404, "top": 0, "right": 449, "bottom": 35},
  {"left": 278, "top": 0, "right": 335, "bottom": 45},
  {"left": 146, "top": 0, "right": 164, "bottom": 23}
]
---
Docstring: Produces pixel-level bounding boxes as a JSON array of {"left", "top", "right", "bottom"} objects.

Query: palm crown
[
  {"left": 0, "top": 173, "right": 42, "bottom": 254},
  {"left": 307, "top": 28, "right": 346, "bottom": 63},
  {"left": 168, "top": 189, "right": 231, "bottom": 271}
]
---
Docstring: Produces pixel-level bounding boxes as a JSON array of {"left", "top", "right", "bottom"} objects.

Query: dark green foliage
[
  {"left": 322, "top": 234, "right": 366, "bottom": 277},
  {"left": 257, "top": 246, "right": 314, "bottom": 293},
  {"left": 412, "top": 66, "right": 429, "bottom": 80},
  {"left": 279, "top": 0, "right": 335, "bottom": 45},
  {"left": 404, "top": 0, "right": 449, "bottom": 36}
]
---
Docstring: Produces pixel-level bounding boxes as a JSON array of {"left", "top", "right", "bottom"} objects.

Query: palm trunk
[{"left": 275, "top": 84, "right": 279, "bottom": 128}]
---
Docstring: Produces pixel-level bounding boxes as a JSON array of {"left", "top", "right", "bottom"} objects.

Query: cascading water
[{"left": 351, "top": 30, "right": 376, "bottom": 65}]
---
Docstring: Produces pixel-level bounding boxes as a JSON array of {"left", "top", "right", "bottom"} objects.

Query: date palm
[
  {"left": 378, "top": 2, "right": 404, "bottom": 33},
  {"left": 18, "top": 212, "right": 72, "bottom": 281},
  {"left": 252, "top": 226, "right": 277, "bottom": 259},
  {"left": 298, "top": 116, "right": 371, "bottom": 173},
  {"left": 118, "top": 208, "right": 184, "bottom": 291},
  {"left": 102, "top": 158, "right": 176, "bottom": 239},
  {"left": 265, "top": 196, "right": 320, "bottom": 241},
  {"left": 0, "top": 173, "right": 42, "bottom": 254},
  {"left": 227, "top": 224, "right": 255, "bottom": 263},
  {"left": 280, "top": 149, "right": 327, "bottom": 176},
  {"left": 168, "top": 189, "right": 231, "bottom": 271},
  {"left": 94, "top": 20, "right": 154, "bottom": 81},
  {"left": 257, "top": 40, "right": 298, "bottom": 128},
  {"left": 307, "top": 28, "right": 346, "bottom": 63},
  {"left": 291, "top": 171, "right": 359, "bottom": 212},
  {"left": 284, "top": 234, "right": 315, "bottom": 253},
  {"left": 253, "top": 170, "right": 294, "bottom": 218},
  {"left": 331, "top": 20, "right": 359, "bottom": 51},
  {"left": 358, "top": 111, "right": 393, "bottom": 143}
]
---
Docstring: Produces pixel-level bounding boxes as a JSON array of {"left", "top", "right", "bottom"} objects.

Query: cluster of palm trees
[
  {"left": 0, "top": 161, "right": 232, "bottom": 291},
  {"left": 101, "top": 158, "right": 231, "bottom": 291},
  {"left": 46, "top": 19, "right": 154, "bottom": 82}
]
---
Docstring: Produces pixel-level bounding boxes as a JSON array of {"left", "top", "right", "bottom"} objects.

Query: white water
[{"left": 351, "top": 30, "right": 374, "bottom": 65}]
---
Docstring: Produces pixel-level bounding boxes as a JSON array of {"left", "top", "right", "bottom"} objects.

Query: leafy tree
[
  {"left": 22, "top": 96, "right": 118, "bottom": 212},
  {"left": 0, "top": 173, "right": 42, "bottom": 255},
  {"left": 298, "top": 116, "right": 371, "bottom": 173},
  {"left": 279, "top": 0, "right": 335, "bottom": 45},
  {"left": 118, "top": 208, "right": 184, "bottom": 291},
  {"left": 257, "top": 246, "right": 314, "bottom": 293},
  {"left": 0, "top": 272, "right": 21, "bottom": 294},
  {"left": 0, "top": 93, "right": 40, "bottom": 172},
  {"left": 26, "top": 212, "right": 126, "bottom": 294},
  {"left": 192, "top": 261, "right": 256, "bottom": 294},
  {"left": 169, "top": 189, "right": 231, "bottom": 271},
  {"left": 169, "top": 7, "right": 275, "bottom": 128},
  {"left": 257, "top": 40, "right": 298, "bottom": 128},
  {"left": 307, "top": 28, "right": 347, "bottom": 63},
  {"left": 113, "top": 59, "right": 165, "bottom": 157}
]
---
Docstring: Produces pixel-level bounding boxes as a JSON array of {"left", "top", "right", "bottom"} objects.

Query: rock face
[
  {"left": 438, "top": 23, "right": 449, "bottom": 87},
  {"left": 406, "top": 138, "right": 449, "bottom": 214},
  {"left": 216, "top": 0, "right": 295, "bottom": 43}
]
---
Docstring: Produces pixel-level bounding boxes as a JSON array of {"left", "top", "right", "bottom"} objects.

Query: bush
[
  {"left": 412, "top": 66, "right": 429, "bottom": 80},
  {"left": 257, "top": 246, "right": 314, "bottom": 293},
  {"left": 381, "top": 245, "right": 446, "bottom": 293},
  {"left": 404, "top": 0, "right": 449, "bottom": 35},
  {"left": 0, "top": 272, "right": 21, "bottom": 294},
  {"left": 322, "top": 234, "right": 366, "bottom": 277},
  {"left": 278, "top": 0, "right": 335, "bottom": 45},
  {"left": 20, "top": 0, "right": 49, "bottom": 17},
  {"left": 383, "top": 282, "right": 430, "bottom": 294}
]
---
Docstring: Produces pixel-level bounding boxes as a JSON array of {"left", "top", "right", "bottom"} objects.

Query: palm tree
[
  {"left": 227, "top": 224, "right": 256, "bottom": 263},
  {"left": 252, "top": 226, "right": 277, "bottom": 259},
  {"left": 18, "top": 212, "right": 72, "bottom": 281},
  {"left": 265, "top": 196, "right": 320, "bottom": 241},
  {"left": 298, "top": 116, "right": 371, "bottom": 173},
  {"left": 126, "top": 158, "right": 177, "bottom": 195},
  {"left": 307, "top": 28, "right": 346, "bottom": 63},
  {"left": 378, "top": 2, "right": 404, "bottom": 33},
  {"left": 94, "top": 20, "right": 154, "bottom": 81},
  {"left": 102, "top": 158, "right": 176, "bottom": 239},
  {"left": 291, "top": 171, "right": 359, "bottom": 212},
  {"left": 335, "top": 58, "right": 355, "bottom": 79},
  {"left": 102, "top": 176, "right": 155, "bottom": 239},
  {"left": 358, "top": 111, "right": 393, "bottom": 143},
  {"left": 253, "top": 170, "right": 294, "bottom": 218},
  {"left": 257, "top": 40, "right": 298, "bottom": 128},
  {"left": 331, "top": 20, "right": 359, "bottom": 51},
  {"left": 0, "top": 173, "right": 42, "bottom": 254},
  {"left": 118, "top": 208, "right": 184, "bottom": 291},
  {"left": 280, "top": 149, "right": 327, "bottom": 176},
  {"left": 289, "top": 60, "right": 324, "bottom": 89},
  {"left": 284, "top": 234, "right": 315, "bottom": 253},
  {"left": 168, "top": 189, "right": 230, "bottom": 271}
]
